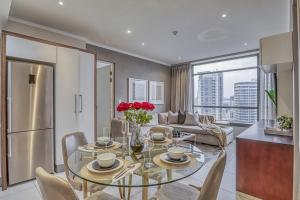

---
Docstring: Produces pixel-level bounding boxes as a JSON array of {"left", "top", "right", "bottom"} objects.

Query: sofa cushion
[
  {"left": 178, "top": 111, "right": 186, "bottom": 124},
  {"left": 168, "top": 111, "right": 178, "bottom": 124},
  {"left": 158, "top": 112, "right": 168, "bottom": 124},
  {"left": 184, "top": 112, "right": 199, "bottom": 125},
  {"left": 147, "top": 114, "right": 158, "bottom": 126}
]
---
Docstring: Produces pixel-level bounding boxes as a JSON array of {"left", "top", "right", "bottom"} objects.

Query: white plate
[
  {"left": 87, "top": 158, "right": 124, "bottom": 174},
  {"left": 78, "top": 145, "right": 95, "bottom": 153},
  {"left": 159, "top": 153, "right": 191, "bottom": 165},
  {"left": 94, "top": 141, "right": 114, "bottom": 149}
]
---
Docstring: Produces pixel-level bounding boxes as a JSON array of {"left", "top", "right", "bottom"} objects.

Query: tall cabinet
[{"left": 55, "top": 47, "right": 95, "bottom": 166}]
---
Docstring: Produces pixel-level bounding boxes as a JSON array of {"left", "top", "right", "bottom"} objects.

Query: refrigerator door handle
[
  {"left": 7, "top": 62, "right": 12, "bottom": 133},
  {"left": 79, "top": 94, "right": 83, "bottom": 113},
  {"left": 7, "top": 135, "right": 12, "bottom": 158},
  {"left": 7, "top": 97, "right": 12, "bottom": 133}
]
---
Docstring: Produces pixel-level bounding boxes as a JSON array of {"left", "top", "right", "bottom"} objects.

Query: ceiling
[
  {"left": 8, "top": 0, "right": 290, "bottom": 65},
  {"left": 0, "top": 0, "right": 11, "bottom": 29}
]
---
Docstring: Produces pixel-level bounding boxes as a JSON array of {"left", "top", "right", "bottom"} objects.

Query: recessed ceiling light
[
  {"left": 127, "top": 29, "right": 132, "bottom": 34},
  {"left": 244, "top": 42, "right": 248, "bottom": 46},
  {"left": 58, "top": 0, "right": 64, "bottom": 6},
  {"left": 221, "top": 13, "right": 227, "bottom": 18},
  {"left": 141, "top": 42, "right": 145, "bottom": 46}
]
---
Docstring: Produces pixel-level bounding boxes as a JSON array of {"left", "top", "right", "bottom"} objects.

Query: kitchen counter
[
  {"left": 236, "top": 120, "right": 293, "bottom": 145},
  {"left": 236, "top": 121, "right": 293, "bottom": 200}
]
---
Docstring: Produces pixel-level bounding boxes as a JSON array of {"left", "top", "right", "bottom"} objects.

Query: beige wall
[
  {"left": 277, "top": 64, "right": 293, "bottom": 116},
  {"left": 3, "top": 20, "right": 86, "bottom": 49}
]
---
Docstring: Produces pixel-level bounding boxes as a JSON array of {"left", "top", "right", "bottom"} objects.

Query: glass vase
[{"left": 130, "top": 122, "right": 144, "bottom": 153}]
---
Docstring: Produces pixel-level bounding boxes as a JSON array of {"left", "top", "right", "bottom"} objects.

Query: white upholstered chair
[
  {"left": 36, "top": 167, "right": 120, "bottom": 200},
  {"left": 155, "top": 150, "right": 226, "bottom": 200}
]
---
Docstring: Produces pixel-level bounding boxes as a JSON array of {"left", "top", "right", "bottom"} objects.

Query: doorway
[{"left": 96, "top": 61, "right": 115, "bottom": 137}]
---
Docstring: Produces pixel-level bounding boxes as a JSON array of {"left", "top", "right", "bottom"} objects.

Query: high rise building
[
  {"left": 233, "top": 81, "right": 257, "bottom": 123},
  {"left": 197, "top": 73, "right": 223, "bottom": 119}
]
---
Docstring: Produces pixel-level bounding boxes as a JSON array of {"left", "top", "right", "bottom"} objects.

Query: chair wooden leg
[
  {"left": 118, "top": 180, "right": 124, "bottom": 199},
  {"left": 127, "top": 174, "right": 132, "bottom": 200},
  {"left": 142, "top": 173, "right": 149, "bottom": 200},
  {"left": 122, "top": 177, "right": 126, "bottom": 198},
  {"left": 83, "top": 180, "right": 88, "bottom": 199}
]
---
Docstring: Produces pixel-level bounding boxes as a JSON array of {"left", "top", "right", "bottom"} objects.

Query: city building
[
  {"left": 197, "top": 73, "right": 223, "bottom": 120},
  {"left": 233, "top": 81, "right": 258, "bottom": 123}
]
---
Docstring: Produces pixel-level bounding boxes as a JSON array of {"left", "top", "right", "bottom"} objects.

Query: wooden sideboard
[{"left": 236, "top": 121, "right": 293, "bottom": 200}]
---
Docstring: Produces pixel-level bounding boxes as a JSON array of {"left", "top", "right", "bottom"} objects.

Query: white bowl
[
  {"left": 151, "top": 132, "right": 164, "bottom": 140},
  {"left": 97, "top": 136, "right": 110, "bottom": 145},
  {"left": 168, "top": 147, "right": 185, "bottom": 160},
  {"left": 97, "top": 153, "right": 116, "bottom": 168}
]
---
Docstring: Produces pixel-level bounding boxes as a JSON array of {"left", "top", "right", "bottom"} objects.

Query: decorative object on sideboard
[
  {"left": 172, "top": 128, "right": 182, "bottom": 138},
  {"left": 277, "top": 115, "right": 293, "bottom": 131},
  {"left": 117, "top": 101, "right": 155, "bottom": 153},
  {"left": 128, "top": 78, "right": 148, "bottom": 102},
  {"left": 265, "top": 89, "right": 277, "bottom": 110},
  {"left": 264, "top": 116, "right": 293, "bottom": 137},
  {"left": 149, "top": 81, "right": 164, "bottom": 105}
]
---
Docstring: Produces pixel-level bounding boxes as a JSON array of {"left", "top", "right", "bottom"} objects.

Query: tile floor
[{"left": 0, "top": 141, "right": 237, "bottom": 200}]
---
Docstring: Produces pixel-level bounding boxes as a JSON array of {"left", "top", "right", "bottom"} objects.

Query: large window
[{"left": 192, "top": 55, "right": 259, "bottom": 124}]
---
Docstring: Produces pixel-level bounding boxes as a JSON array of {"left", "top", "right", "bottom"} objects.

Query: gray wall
[{"left": 87, "top": 44, "right": 171, "bottom": 117}]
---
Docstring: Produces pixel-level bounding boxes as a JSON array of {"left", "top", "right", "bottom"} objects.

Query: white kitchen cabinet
[
  {"left": 78, "top": 51, "right": 95, "bottom": 144},
  {"left": 260, "top": 32, "right": 293, "bottom": 73},
  {"left": 55, "top": 47, "right": 95, "bottom": 166},
  {"left": 6, "top": 35, "right": 56, "bottom": 63},
  {"left": 55, "top": 47, "right": 80, "bottom": 165}
]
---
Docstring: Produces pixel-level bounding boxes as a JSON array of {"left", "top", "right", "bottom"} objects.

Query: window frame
[{"left": 191, "top": 53, "right": 260, "bottom": 125}]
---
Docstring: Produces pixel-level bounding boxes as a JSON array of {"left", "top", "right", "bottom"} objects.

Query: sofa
[{"left": 142, "top": 111, "right": 234, "bottom": 146}]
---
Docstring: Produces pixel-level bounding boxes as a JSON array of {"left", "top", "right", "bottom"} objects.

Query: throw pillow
[
  {"left": 148, "top": 114, "right": 159, "bottom": 126},
  {"left": 158, "top": 112, "right": 168, "bottom": 124},
  {"left": 199, "top": 115, "right": 215, "bottom": 124},
  {"left": 178, "top": 110, "right": 186, "bottom": 124},
  {"left": 168, "top": 111, "right": 178, "bottom": 124},
  {"left": 184, "top": 112, "right": 199, "bottom": 125}
]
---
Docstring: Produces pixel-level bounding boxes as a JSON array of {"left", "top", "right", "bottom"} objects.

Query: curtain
[
  {"left": 171, "top": 64, "right": 192, "bottom": 112},
  {"left": 259, "top": 71, "right": 276, "bottom": 120}
]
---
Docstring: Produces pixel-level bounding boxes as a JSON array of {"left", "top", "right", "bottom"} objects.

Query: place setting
[
  {"left": 153, "top": 145, "right": 195, "bottom": 169},
  {"left": 81, "top": 150, "right": 141, "bottom": 183},
  {"left": 148, "top": 132, "right": 172, "bottom": 144},
  {"left": 78, "top": 128, "right": 122, "bottom": 153}
]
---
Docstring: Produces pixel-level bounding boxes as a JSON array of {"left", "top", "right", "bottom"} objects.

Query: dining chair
[
  {"left": 111, "top": 119, "right": 128, "bottom": 138},
  {"left": 62, "top": 132, "right": 105, "bottom": 193},
  {"left": 36, "top": 167, "right": 120, "bottom": 200},
  {"left": 154, "top": 149, "right": 226, "bottom": 200}
]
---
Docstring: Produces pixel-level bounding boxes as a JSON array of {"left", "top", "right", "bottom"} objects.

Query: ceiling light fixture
[
  {"left": 127, "top": 29, "right": 132, "bottom": 34},
  {"left": 221, "top": 13, "right": 227, "bottom": 18},
  {"left": 141, "top": 42, "right": 145, "bottom": 46},
  {"left": 244, "top": 42, "right": 248, "bottom": 46},
  {"left": 58, "top": 0, "right": 64, "bottom": 6}
]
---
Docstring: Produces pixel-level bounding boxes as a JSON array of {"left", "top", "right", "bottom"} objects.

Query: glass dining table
[{"left": 67, "top": 137, "right": 207, "bottom": 200}]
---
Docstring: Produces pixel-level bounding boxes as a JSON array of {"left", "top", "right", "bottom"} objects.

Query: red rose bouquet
[{"left": 117, "top": 101, "right": 155, "bottom": 125}]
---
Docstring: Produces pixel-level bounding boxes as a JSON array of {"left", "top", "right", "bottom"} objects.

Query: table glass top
[{"left": 67, "top": 137, "right": 207, "bottom": 187}]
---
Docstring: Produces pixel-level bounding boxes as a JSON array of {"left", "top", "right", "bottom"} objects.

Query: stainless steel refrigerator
[{"left": 7, "top": 60, "right": 54, "bottom": 185}]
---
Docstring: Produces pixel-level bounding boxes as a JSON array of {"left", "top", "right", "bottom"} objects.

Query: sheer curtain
[
  {"left": 171, "top": 64, "right": 192, "bottom": 112},
  {"left": 259, "top": 71, "right": 277, "bottom": 120}
]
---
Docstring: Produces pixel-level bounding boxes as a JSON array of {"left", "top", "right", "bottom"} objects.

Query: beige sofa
[{"left": 142, "top": 112, "right": 234, "bottom": 146}]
